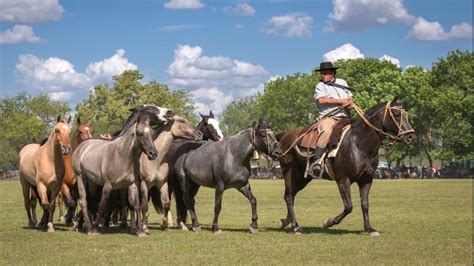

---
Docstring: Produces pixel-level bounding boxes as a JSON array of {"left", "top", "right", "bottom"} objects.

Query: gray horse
[
  {"left": 174, "top": 119, "right": 282, "bottom": 233},
  {"left": 146, "top": 110, "right": 225, "bottom": 231},
  {"left": 72, "top": 105, "right": 174, "bottom": 236}
]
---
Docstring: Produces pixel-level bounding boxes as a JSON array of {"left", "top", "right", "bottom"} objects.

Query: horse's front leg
[
  {"left": 237, "top": 182, "right": 258, "bottom": 233},
  {"left": 139, "top": 180, "right": 150, "bottom": 234},
  {"left": 211, "top": 182, "right": 224, "bottom": 233},
  {"left": 358, "top": 179, "right": 379, "bottom": 236},
  {"left": 323, "top": 178, "right": 352, "bottom": 229},
  {"left": 160, "top": 182, "right": 175, "bottom": 228},
  {"left": 91, "top": 182, "right": 112, "bottom": 235},
  {"left": 128, "top": 182, "right": 146, "bottom": 237}
]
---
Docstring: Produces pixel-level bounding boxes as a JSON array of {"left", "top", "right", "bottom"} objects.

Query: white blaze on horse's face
[{"left": 208, "top": 118, "right": 224, "bottom": 141}]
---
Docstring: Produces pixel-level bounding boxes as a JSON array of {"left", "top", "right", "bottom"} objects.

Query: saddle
[{"left": 297, "top": 118, "right": 352, "bottom": 150}]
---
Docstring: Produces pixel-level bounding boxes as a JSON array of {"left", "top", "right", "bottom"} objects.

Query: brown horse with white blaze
[{"left": 19, "top": 116, "right": 72, "bottom": 232}]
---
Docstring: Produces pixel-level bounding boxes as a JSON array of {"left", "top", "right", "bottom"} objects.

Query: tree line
[{"left": 0, "top": 50, "right": 472, "bottom": 170}]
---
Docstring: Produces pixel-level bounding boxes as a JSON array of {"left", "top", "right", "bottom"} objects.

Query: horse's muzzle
[
  {"left": 402, "top": 132, "right": 415, "bottom": 144},
  {"left": 61, "top": 145, "right": 71, "bottom": 155},
  {"left": 146, "top": 150, "right": 158, "bottom": 160},
  {"left": 270, "top": 145, "right": 283, "bottom": 160}
]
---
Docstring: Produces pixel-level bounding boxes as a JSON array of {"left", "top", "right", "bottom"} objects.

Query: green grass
[{"left": 0, "top": 178, "right": 472, "bottom": 264}]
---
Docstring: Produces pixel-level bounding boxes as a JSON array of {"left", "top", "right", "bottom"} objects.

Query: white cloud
[
  {"left": 167, "top": 44, "right": 269, "bottom": 113},
  {"left": 323, "top": 43, "right": 364, "bottom": 62},
  {"left": 0, "top": 0, "right": 64, "bottom": 24},
  {"left": 164, "top": 0, "right": 205, "bottom": 9},
  {"left": 379, "top": 55, "right": 400, "bottom": 68},
  {"left": 15, "top": 54, "right": 91, "bottom": 101},
  {"left": 326, "top": 0, "right": 414, "bottom": 31},
  {"left": 86, "top": 49, "right": 138, "bottom": 81},
  {"left": 0, "top": 25, "right": 40, "bottom": 44},
  {"left": 264, "top": 14, "right": 313, "bottom": 38},
  {"left": 14, "top": 49, "right": 138, "bottom": 103},
  {"left": 409, "top": 17, "right": 473, "bottom": 41},
  {"left": 224, "top": 3, "right": 255, "bottom": 16}
]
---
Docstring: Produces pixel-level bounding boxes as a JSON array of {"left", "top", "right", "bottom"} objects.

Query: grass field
[{"left": 0, "top": 178, "right": 472, "bottom": 264}]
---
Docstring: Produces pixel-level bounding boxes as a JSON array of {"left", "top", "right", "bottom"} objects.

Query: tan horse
[
  {"left": 19, "top": 116, "right": 72, "bottom": 232},
  {"left": 57, "top": 117, "right": 94, "bottom": 225}
]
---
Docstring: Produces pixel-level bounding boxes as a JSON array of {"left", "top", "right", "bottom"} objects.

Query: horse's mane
[{"left": 351, "top": 101, "right": 388, "bottom": 129}]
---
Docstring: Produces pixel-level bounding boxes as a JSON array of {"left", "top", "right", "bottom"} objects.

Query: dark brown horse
[{"left": 277, "top": 97, "right": 415, "bottom": 235}]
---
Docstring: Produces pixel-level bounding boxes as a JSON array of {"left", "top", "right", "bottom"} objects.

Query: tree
[
  {"left": 75, "top": 70, "right": 197, "bottom": 135},
  {"left": 429, "top": 50, "right": 474, "bottom": 160},
  {"left": 220, "top": 96, "right": 260, "bottom": 136},
  {"left": 256, "top": 73, "right": 319, "bottom": 133},
  {"left": 0, "top": 93, "right": 71, "bottom": 169}
]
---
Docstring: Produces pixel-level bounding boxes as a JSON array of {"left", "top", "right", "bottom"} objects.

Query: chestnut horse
[
  {"left": 57, "top": 117, "right": 94, "bottom": 225},
  {"left": 19, "top": 116, "right": 72, "bottom": 232},
  {"left": 278, "top": 97, "right": 415, "bottom": 235}
]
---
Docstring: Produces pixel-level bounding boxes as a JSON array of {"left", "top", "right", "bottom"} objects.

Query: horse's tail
[
  {"left": 149, "top": 186, "right": 164, "bottom": 214},
  {"left": 276, "top": 131, "right": 287, "bottom": 142}
]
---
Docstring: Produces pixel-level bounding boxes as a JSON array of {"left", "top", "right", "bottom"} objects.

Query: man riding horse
[{"left": 309, "top": 61, "right": 354, "bottom": 178}]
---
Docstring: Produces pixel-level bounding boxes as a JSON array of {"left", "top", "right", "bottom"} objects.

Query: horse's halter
[
  {"left": 353, "top": 102, "right": 415, "bottom": 140},
  {"left": 250, "top": 127, "right": 280, "bottom": 155}
]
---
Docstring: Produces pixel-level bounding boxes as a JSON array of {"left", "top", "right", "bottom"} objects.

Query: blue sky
[{"left": 0, "top": 0, "right": 472, "bottom": 114}]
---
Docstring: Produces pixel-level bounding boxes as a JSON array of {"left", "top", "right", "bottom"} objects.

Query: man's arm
[{"left": 314, "top": 96, "right": 353, "bottom": 106}]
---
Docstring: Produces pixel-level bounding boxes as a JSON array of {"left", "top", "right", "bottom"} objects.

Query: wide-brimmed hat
[{"left": 314, "top": 61, "right": 339, "bottom": 72}]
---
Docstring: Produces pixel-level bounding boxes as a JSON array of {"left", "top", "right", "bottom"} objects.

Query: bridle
[
  {"left": 352, "top": 102, "right": 415, "bottom": 140},
  {"left": 251, "top": 127, "right": 279, "bottom": 154}
]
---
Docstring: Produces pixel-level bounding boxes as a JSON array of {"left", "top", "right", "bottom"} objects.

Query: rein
[{"left": 351, "top": 102, "right": 414, "bottom": 140}]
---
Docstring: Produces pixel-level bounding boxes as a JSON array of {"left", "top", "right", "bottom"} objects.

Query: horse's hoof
[
  {"left": 143, "top": 226, "right": 150, "bottom": 234},
  {"left": 369, "top": 231, "right": 380, "bottom": 237},
  {"left": 137, "top": 232, "right": 147, "bottom": 238},
  {"left": 161, "top": 219, "right": 169, "bottom": 229},
  {"left": 179, "top": 222, "right": 189, "bottom": 231},
  {"left": 192, "top": 226, "right": 201, "bottom": 232},
  {"left": 280, "top": 218, "right": 290, "bottom": 230},
  {"left": 46, "top": 222, "right": 54, "bottom": 233},
  {"left": 249, "top": 226, "right": 258, "bottom": 234},
  {"left": 28, "top": 222, "right": 36, "bottom": 228},
  {"left": 294, "top": 227, "right": 304, "bottom": 235},
  {"left": 212, "top": 229, "right": 222, "bottom": 234},
  {"left": 323, "top": 218, "right": 333, "bottom": 229},
  {"left": 58, "top": 216, "right": 65, "bottom": 222}
]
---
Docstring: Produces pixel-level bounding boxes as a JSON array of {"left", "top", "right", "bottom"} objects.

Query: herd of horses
[{"left": 18, "top": 97, "right": 415, "bottom": 237}]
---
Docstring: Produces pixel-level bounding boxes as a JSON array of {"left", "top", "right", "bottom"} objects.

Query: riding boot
[{"left": 308, "top": 147, "right": 326, "bottom": 179}]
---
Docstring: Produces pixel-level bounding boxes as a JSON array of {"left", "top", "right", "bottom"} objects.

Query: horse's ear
[
  {"left": 87, "top": 119, "right": 92, "bottom": 125},
  {"left": 392, "top": 95, "right": 400, "bottom": 103},
  {"left": 199, "top": 112, "right": 204, "bottom": 118},
  {"left": 209, "top": 110, "right": 214, "bottom": 118},
  {"left": 251, "top": 120, "right": 257, "bottom": 129},
  {"left": 67, "top": 116, "right": 72, "bottom": 124},
  {"left": 77, "top": 116, "right": 81, "bottom": 125},
  {"left": 57, "top": 115, "right": 61, "bottom": 122}
]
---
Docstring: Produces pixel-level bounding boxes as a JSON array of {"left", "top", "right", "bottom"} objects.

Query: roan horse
[
  {"left": 138, "top": 115, "right": 203, "bottom": 234},
  {"left": 173, "top": 119, "right": 282, "bottom": 233},
  {"left": 19, "top": 116, "right": 72, "bottom": 232},
  {"left": 147, "top": 110, "right": 224, "bottom": 230},
  {"left": 57, "top": 117, "right": 94, "bottom": 225},
  {"left": 277, "top": 97, "right": 415, "bottom": 235},
  {"left": 72, "top": 105, "right": 174, "bottom": 236}
]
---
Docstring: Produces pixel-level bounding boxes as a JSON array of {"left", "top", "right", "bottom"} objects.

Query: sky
[{"left": 0, "top": 0, "right": 472, "bottom": 114}]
